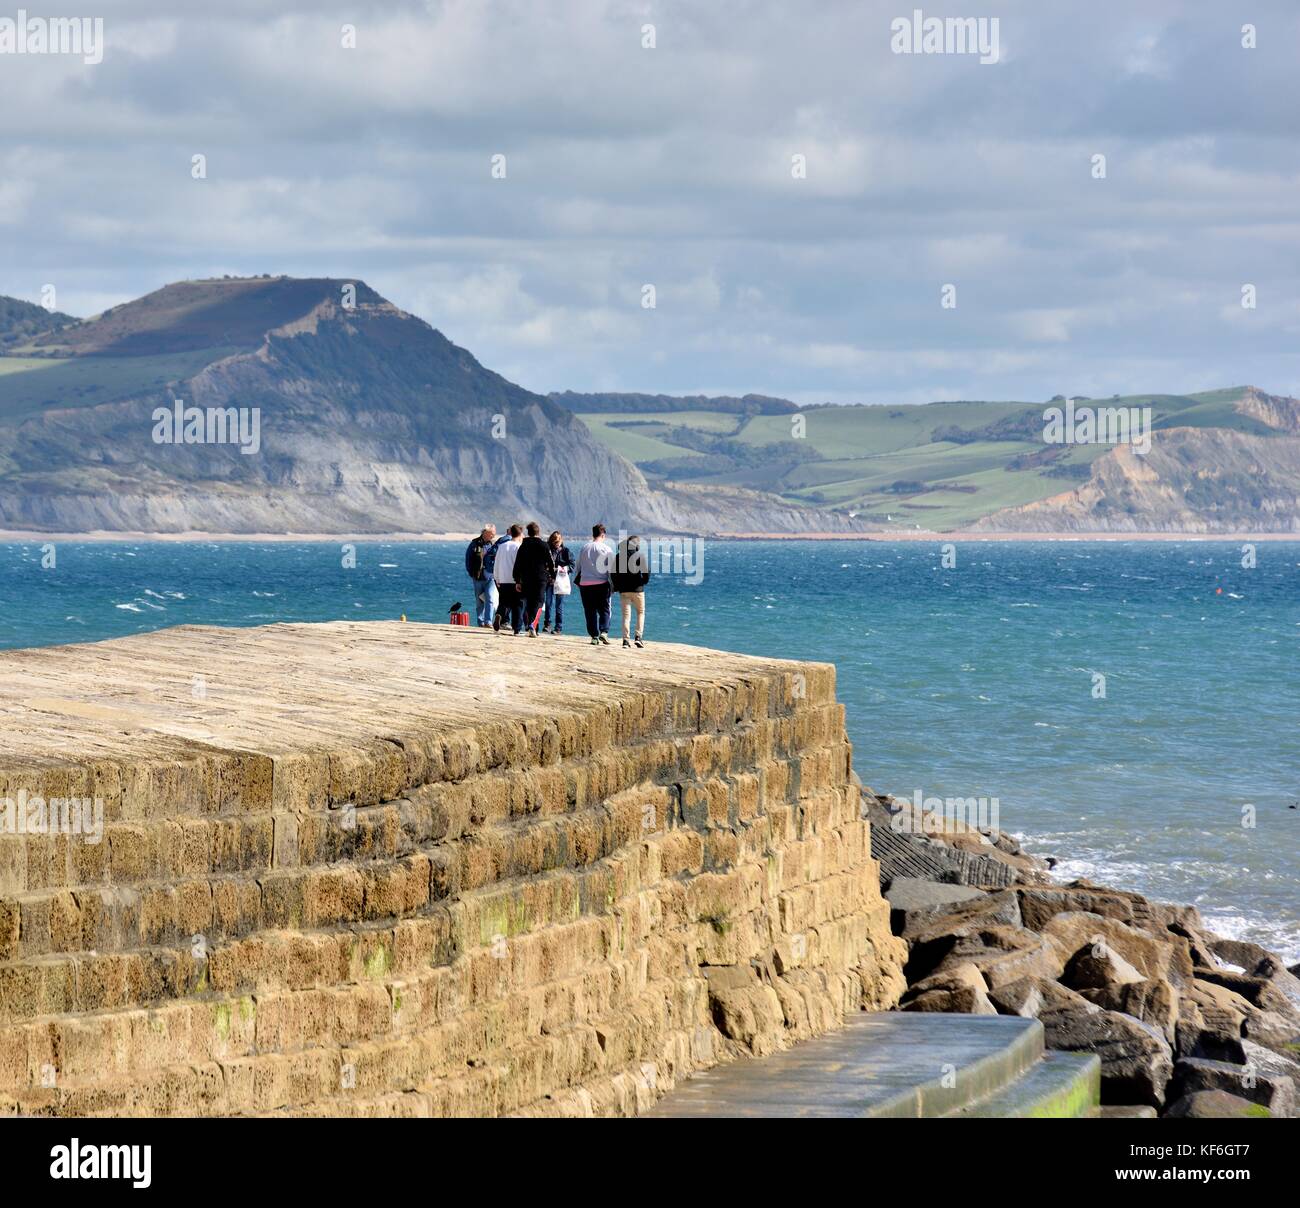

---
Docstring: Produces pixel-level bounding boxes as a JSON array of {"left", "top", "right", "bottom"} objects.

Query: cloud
[{"left": 2, "top": 0, "right": 1299, "bottom": 403}]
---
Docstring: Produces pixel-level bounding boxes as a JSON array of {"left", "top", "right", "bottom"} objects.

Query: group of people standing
[{"left": 464, "top": 523, "right": 651, "bottom": 647}]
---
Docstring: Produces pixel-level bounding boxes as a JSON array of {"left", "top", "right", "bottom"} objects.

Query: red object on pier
[{"left": 450, "top": 611, "right": 470, "bottom": 626}]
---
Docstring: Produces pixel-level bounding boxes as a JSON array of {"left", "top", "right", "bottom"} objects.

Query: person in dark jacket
[
  {"left": 512, "top": 521, "right": 555, "bottom": 638},
  {"left": 465, "top": 524, "right": 498, "bottom": 626},
  {"left": 543, "top": 530, "right": 574, "bottom": 634},
  {"left": 609, "top": 534, "right": 651, "bottom": 648}
]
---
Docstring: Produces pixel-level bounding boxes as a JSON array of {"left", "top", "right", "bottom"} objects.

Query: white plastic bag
[{"left": 554, "top": 567, "right": 572, "bottom": 597}]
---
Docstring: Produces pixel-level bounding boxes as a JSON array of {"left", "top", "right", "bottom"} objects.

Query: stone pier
[{"left": 0, "top": 622, "right": 906, "bottom": 1116}]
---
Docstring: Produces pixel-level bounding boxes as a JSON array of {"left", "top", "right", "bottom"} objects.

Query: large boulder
[
  {"left": 1063, "top": 943, "right": 1146, "bottom": 992},
  {"left": 1184, "top": 980, "right": 1250, "bottom": 1062},
  {"left": 1170, "top": 1056, "right": 1295, "bottom": 1117},
  {"left": 1041, "top": 1007, "right": 1174, "bottom": 1107},
  {"left": 900, "top": 962, "right": 998, "bottom": 1015},
  {"left": 910, "top": 923, "right": 1066, "bottom": 990},
  {"left": 1042, "top": 911, "right": 1194, "bottom": 989},
  {"left": 992, "top": 976, "right": 1101, "bottom": 1021},
  {"left": 883, "top": 879, "right": 1021, "bottom": 939},
  {"left": 1016, "top": 886, "right": 1139, "bottom": 931},
  {"left": 1194, "top": 966, "right": 1300, "bottom": 1016},
  {"left": 1164, "top": 1090, "right": 1271, "bottom": 1119},
  {"left": 1080, "top": 978, "right": 1179, "bottom": 1045}
]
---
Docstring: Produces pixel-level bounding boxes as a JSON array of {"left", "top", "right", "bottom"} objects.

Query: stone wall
[{"left": 0, "top": 622, "right": 905, "bottom": 1117}]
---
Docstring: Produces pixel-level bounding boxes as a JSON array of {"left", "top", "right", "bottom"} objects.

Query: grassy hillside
[
  {"left": 0, "top": 296, "right": 77, "bottom": 352},
  {"left": 0, "top": 348, "right": 244, "bottom": 422},
  {"left": 569, "top": 387, "right": 1284, "bottom": 529}
]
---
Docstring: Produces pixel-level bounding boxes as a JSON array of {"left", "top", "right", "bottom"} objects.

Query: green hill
[
  {"left": 0, "top": 295, "right": 77, "bottom": 352},
  {"left": 559, "top": 388, "right": 1300, "bottom": 530}
]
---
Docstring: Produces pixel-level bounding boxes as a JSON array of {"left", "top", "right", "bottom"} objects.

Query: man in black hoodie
[
  {"left": 609, "top": 533, "right": 651, "bottom": 648},
  {"left": 512, "top": 521, "right": 555, "bottom": 638}
]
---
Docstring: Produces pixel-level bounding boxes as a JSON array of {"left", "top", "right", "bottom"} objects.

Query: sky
[{"left": 2, "top": 0, "right": 1299, "bottom": 405}]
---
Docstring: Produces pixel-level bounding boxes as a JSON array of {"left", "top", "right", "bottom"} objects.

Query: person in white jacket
[{"left": 492, "top": 524, "right": 524, "bottom": 634}]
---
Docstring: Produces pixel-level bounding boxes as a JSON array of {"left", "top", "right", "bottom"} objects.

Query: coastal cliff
[{"left": 0, "top": 622, "right": 904, "bottom": 1117}]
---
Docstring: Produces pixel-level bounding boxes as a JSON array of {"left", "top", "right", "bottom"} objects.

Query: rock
[
  {"left": 1041, "top": 1007, "right": 1174, "bottom": 1107},
  {"left": 911, "top": 923, "right": 1066, "bottom": 990},
  {"left": 1016, "top": 887, "right": 1138, "bottom": 932},
  {"left": 987, "top": 977, "right": 1045, "bottom": 1018},
  {"left": 1206, "top": 938, "right": 1300, "bottom": 1009},
  {"left": 1171, "top": 1057, "right": 1295, "bottom": 1117},
  {"left": 1194, "top": 967, "right": 1297, "bottom": 1015},
  {"left": 1080, "top": 978, "right": 1179, "bottom": 1045},
  {"left": 1240, "top": 1041, "right": 1300, "bottom": 1118},
  {"left": 1101, "top": 1105, "right": 1158, "bottom": 1119},
  {"left": 1042, "top": 911, "right": 1193, "bottom": 989},
  {"left": 1036, "top": 979, "right": 1105, "bottom": 1018},
  {"left": 1163, "top": 1090, "right": 1270, "bottom": 1119},
  {"left": 1145, "top": 901, "right": 1205, "bottom": 933},
  {"left": 1289, "top": 962, "right": 1300, "bottom": 979},
  {"left": 1242, "top": 1008, "right": 1300, "bottom": 1054},
  {"left": 884, "top": 878, "right": 987, "bottom": 937},
  {"left": 1064, "top": 943, "right": 1146, "bottom": 992},
  {"left": 1169, "top": 922, "right": 1220, "bottom": 969},
  {"left": 900, "top": 962, "right": 998, "bottom": 1015}
]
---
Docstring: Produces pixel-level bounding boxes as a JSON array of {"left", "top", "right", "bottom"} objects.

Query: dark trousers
[
  {"left": 579, "top": 582, "right": 611, "bottom": 639},
  {"left": 521, "top": 586, "right": 545, "bottom": 633},
  {"left": 497, "top": 583, "right": 523, "bottom": 633},
  {"left": 544, "top": 585, "right": 564, "bottom": 631}
]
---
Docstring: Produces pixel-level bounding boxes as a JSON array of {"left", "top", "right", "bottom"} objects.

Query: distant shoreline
[{"left": 1, "top": 528, "right": 1296, "bottom": 544}]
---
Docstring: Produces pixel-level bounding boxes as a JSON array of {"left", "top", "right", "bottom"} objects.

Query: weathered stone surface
[
  {"left": 1101, "top": 1104, "right": 1158, "bottom": 1119},
  {"left": 907, "top": 918, "right": 1065, "bottom": 989},
  {"left": 987, "top": 977, "right": 1046, "bottom": 1019},
  {"left": 900, "top": 962, "right": 997, "bottom": 1015},
  {"left": 1164, "top": 1090, "right": 1270, "bottom": 1119},
  {"left": 1080, "top": 978, "right": 1179, "bottom": 1045},
  {"left": 1063, "top": 944, "right": 1145, "bottom": 992},
  {"left": 1016, "top": 887, "right": 1138, "bottom": 932},
  {"left": 1040, "top": 1008, "right": 1174, "bottom": 1107},
  {"left": 885, "top": 880, "right": 1021, "bottom": 940},
  {"left": 0, "top": 622, "right": 908, "bottom": 1117},
  {"left": 1171, "top": 1056, "right": 1295, "bottom": 1117},
  {"left": 1042, "top": 912, "right": 1193, "bottom": 990},
  {"left": 885, "top": 877, "right": 984, "bottom": 932}
]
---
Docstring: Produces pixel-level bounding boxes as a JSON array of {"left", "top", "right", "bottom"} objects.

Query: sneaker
[
  {"left": 542, "top": 625, "right": 551, "bottom": 634},
  {"left": 635, "top": 638, "right": 644, "bottom": 648},
  {"left": 528, "top": 628, "right": 537, "bottom": 638},
  {"left": 553, "top": 629, "right": 562, "bottom": 635},
  {"left": 492, "top": 615, "right": 501, "bottom": 632},
  {"left": 622, "top": 639, "right": 631, "bottom": 648},
  {"left": 598, "top": 633, "right": 610, "bottom": 645},
  {"left": 591, "top": 637, "right": 599, "bottom": 646}
]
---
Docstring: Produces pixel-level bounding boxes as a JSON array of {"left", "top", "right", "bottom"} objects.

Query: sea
[{"left": 2, "top": 537, "right": 1297, "bottom": 961}]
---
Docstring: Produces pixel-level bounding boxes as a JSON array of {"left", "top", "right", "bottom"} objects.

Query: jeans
[
  {"left": 620, "top": 591, "right": 645, "bottom": 640},
  {"left": 472, "top": 577, "right": 497, "bottom": 626},
  {"left": 544, "top": 585, "right": 565, "bottom": 631},
  {"left": 496, "top": 582, "right": 523, "bottom": 633},
  {"left": 578, "top": 582, "right": 611, "bottom": 639}
]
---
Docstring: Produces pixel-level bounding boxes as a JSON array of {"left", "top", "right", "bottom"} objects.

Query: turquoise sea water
[{"left": 2, "top": 538, "right": 1297, "bottom": 959}]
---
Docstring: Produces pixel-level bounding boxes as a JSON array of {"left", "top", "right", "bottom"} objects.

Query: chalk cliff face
[
  {"left": 0, "top": 279, "right": 864, "bottom": 535},
  {"left": 0, "top": 622, "right": 905, "bottom": 1117}
]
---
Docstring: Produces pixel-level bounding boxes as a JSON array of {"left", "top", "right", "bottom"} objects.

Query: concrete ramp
[{"left": 645, "top": 1013, "right": 1099, "bottom": 1118}]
